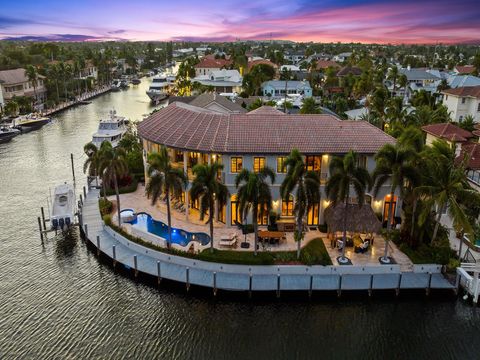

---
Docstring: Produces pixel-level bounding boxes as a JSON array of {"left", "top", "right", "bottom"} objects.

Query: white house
[
  {"left": 399, "top": 67, "right": 440, "bottom": 98},
  {"left": 333, "top": 52, "right": 352, "bottom": 63},
  {"left": 192, "top": 69, "right": 242, "bottom": 94},
  {"left": 442, "top": 86, "right": 480, "bottom": 122},
  {"left": 0, "top": 68, "right": 47, "bottom": 110}
]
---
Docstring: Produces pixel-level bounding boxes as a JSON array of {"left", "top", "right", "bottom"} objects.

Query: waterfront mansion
[{"left": 138, "top": 102, "right": 399, "bottom": 228}]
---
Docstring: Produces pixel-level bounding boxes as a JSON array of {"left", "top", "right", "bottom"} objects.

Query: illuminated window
[
  {"left": 231, "top": 157, "right": 243, "bottom": 173},
  {"left": 257, "top": 203, "right": 269, "bottom": 225},
  {"left": 282, "top": 195, "right": 294, "bottom": 216},
  {"left": 307, "top": 202, "right": 320, "bottom": 225},
  {"left": 277, "top": 156, "right": 287, "bottom": 173},
  {"left": 305, "top": 156, "right": 321, "bottom": 172},
  {"left": 253, "top": 157, "right": 266, "bottom": 173},
  {"left": 230, "top": 195, "right": 241, "bottom": 225}
]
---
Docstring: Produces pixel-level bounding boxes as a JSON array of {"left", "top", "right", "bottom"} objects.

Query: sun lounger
[{"left": 219, "top": 234, "right": 237, "bottom": 247}]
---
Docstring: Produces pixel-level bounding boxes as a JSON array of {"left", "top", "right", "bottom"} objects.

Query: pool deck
[{"left": 85, "top": 188, "right": 455, "bottom": 294}]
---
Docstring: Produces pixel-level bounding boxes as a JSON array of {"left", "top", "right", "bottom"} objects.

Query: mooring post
[
  {"left": 454, "top": 272, "right": 460, "bottom": 296},
  {"left": 368, "top": 274, "right": 374, "bottom": 297},
  {"left": 276, "top": 274, "right": 281, "bottom": 298},
  {"left": 79, "top": 194, "right": 83, "bottom": 206},
  {"left": 71, "top": 153, "right": 76, "bottom": 184},
  {"left": 96, "top": 236, "right": 100, "bottom": 256},
  {"left": 83, "top": 186, "right": 86, "bottom": 200},
  {"left": 213, "top": 271, "right": 217, "bottom": 296},
  {"left": 157, "top": 261, "right": 162, "bottom": 286},
  {"left": 84, "top": 224, "right": 88, "bottom": 238},
  {"left": 40, "top": 207, "right": 46, "bottom": 230},
  {"left": 37, "top": 216, "right": 44, "bottom": 243},
  {"left": 337, "top": 275, "right": 342, "bottom": 297},
  {"left": 112, "top": 245, "right": 117, "bottom": 269},
  {"left": 426, "top": 272, "right": 432, "bottom": 296},
  {"left": 309, "top": 275, "right": 313, "bottom": 298},
  {"left": 133, "top": 255, "right": 138, "bottom": 279},
  {"left": 249, "top": 273, "right": 252, "bottom": 299},
  {"left": 396, "top": 273, "right": 402, "bottom": 297},
  {"left": 473, "top": 271, "right": 479, "bottom": 305},
  {"left": 186, "top": 267, "right": 190, "bottom": 292}
]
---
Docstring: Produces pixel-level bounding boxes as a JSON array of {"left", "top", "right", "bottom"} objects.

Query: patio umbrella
[{"left": 324, "top": 203, "right": 381, "bottom": 234}]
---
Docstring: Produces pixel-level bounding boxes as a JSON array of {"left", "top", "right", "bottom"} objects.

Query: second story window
[
  {"left": 305, "top": 155, "right": 321, "bottom": 172},
  {"left": 357, "top": 155, "right": 367, "bottom": 169},
  {"left": 253, "top": 157, "right": 266, "bottom": 173},
  {"left": 477, "top": 103, "right": 480, "bottom": 112},
  {"left": 462, "top": 97, "right": 466, "bottom": 104},
  {"left": 231, "top": 157, "right": 243, "bottom": 173},
  {"left": 277, "top": 156, "right": 287, "bottom": 173}
]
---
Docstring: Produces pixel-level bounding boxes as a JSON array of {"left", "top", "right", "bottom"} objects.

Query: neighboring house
[
  {"left": 138, "top": 103, "right": 399, "bottom": 227},
  {"left": 442, "top": 86, "right": 480, "bottom": 122},
  {"left": 280, "top": 65, "right": 300, "bottom": 72},
  {"left": 284, "top": 51, "right": 305, "bottom": 63},
  {"left": 192, "top": 69, "right": 242, "bottom": 94},
  {"left": 333, "top": 52, "right": 352, "bottom": 62},
  {"left": 247, "top": 59, "right": 278, "bottom": 72},
  {"left": 447, "top": 75, "right": 480, "bottom": 89},
  {"left": 422, "top": 123, "right": 475, "bottom": 150},
  {"left": 315, "top": 60, "right": 340, "bottom": 71},
  {"left": 173, "top": 48, "right": 195, "bottom": 58},
  {"left": 194, "top": 55, "right": 233, "bottom": 77},
  {"left": 454, "top": 65, "right": 476, "bottom": 75},
  {"left": 187, "top": 93, "right": 246, "bottom": 114},
  {"left": 337, "top": 66, "right": 362, "bottom": 77},
  {"left": 0, "top": 68, "right": 47, "bottom": 110},
  {"left": 399, "top": 67, "right": 440, "bottom": 97},
  {"left": 262, "top": 80, "right": 312, "bottom": 98},
  {"left": 79, "top": 60, "right": 98, "bottom": 79},
  {"left": 345, "top": 106, "right": 415, "bottom": 121}
]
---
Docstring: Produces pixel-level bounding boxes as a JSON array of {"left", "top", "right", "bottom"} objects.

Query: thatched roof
[{"left": 324, "top": 203, "right": 381, "bottom": 233}]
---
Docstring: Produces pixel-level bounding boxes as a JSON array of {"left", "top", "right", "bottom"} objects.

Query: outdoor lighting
[
  {"left": 272, "top": 200, "right": 279, "bottom": 209},
  {"left": 374, "top": 200, "right": 382, "bottom": 208},
  {"left": 173, "top": 229, "right": 176, "bottom": 233},
  {"left": 323, "top": 200, "right": 331, "bottom": 207}
]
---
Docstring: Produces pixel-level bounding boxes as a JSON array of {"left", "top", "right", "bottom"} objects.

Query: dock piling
[
  {"left": 71, "top": 153, "right": 76, "bottom": 184},
  {"left": 309, "top": 275, "right": 313, "bottom": 298},
  {"left": 337, "top": 275, "right": 342, "bottom": 297},
  {"left": 96, "top": 236, "right": 100, "bottom": 256},
  {"left": 37, "top": 217, "right": 44, "bottom": 243},
  {"left": 186, "top": 267, "right": 190, "bottom": 292},
  {"left": 157, "top": 261, "right": 162, "bottom": 286},
  {"left": 40, "top": 207, "right": 46, "bottom": 230},
  {"left": 79, "top": 194, "right": 83, "bottom": 206},
  {"left": 83, "top": 186, "right": 86, "bottom": 200},
  {"left": 426, "top": 272, "right": 432, "bottom": 296},
  {"left": 213, "top": 272, "right": 217, "bottom": 296},
  {"left": 84, "top": 224, "right": 88, "bottom": 238},
  {"left": 276, "top": 274, "right": 281, "bottom": 298},
  {"left": 133, "top": 255, "right": 138, "bottom": 279},
  {"left": 368, "top": 274, "right": 374, "bottom": 297},
  {"left": 396, "top": 274, "right": 402, "bottom": 297},
  {"left": 249, "top": 273, "right": 252, "bottom": 299},
  {"left": 112, "top": 245, "right": 117, "bottom": 269}
]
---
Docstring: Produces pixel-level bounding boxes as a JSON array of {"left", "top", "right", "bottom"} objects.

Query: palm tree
[
  {"left": 281, "top": 149, "right": 321, "bottom": 258},
  {"left": 387, "top": 65, "right": 399, "bottom": 97},
  {"left": 25, "top": 65, "right": 38, "bottom": 107},
  {"left": 98, "top": 142, "right": 128, "bottom": 226},
  {"left": 372, "top": 143, "right": 418, "bottom": 262},
  {"left": 326, "top": 150, "right": 371, "bottom": 263},
  {"left": 145, "top": 146, "right": 187, "bottom": 247},
  {"left": 83, "top": 142, "right": 101, "bottom": 191},
  {"left": 300, "top": 97, "right": 321, "bottom": 114},
  {"left": 235, "top": 167, "right": 275, "bottom": 255},
  {"left": 417, "top": 140, "right": 479, "bottom": 246},
  {"left": 190, "top": 163, "right": 229, "bottom": 252}
]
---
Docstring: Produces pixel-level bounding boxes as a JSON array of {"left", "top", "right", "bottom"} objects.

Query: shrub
[
  {"left": 99, "top": 198, "right": 113, "bottom": 216},
  {"left": 318, "top": 223, "right": 328, "bottom": 233},
  {"left": 101, "top": 178, "right": 138, "bottom": 196}
]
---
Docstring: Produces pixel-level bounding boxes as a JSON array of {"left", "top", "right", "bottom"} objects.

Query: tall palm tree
[
  {"left": 83, "top": 142, "right": 101, "bottom": 192},
  {"left": 25, "top": 65, "right": 38, "bottom": 107},
  {"left": 417, "top": 140, "right": 479, "bottom": 245},
  {"left": 372, "top": 143, "right": 418, "bottom": 262},
  {"left": 326, "top": 150, "right": 371, "bottom": 263},
  {"left": 387, "top": 65, "right": 399, "bottom": 97},
  {"left": 190, "top": 163, "right": 229, "bottom": 252},
  {"left": 145, "top": 146, "right": 187, "bottom": 247},
  {"left": 281, "top": 149, "right": 321, "bottom": 258},
  {"left": 235, "top": 167, "right": 275, "bottom": 255},
  {"left": 98, "top": 142, "right": 128, "bottom": 226}
]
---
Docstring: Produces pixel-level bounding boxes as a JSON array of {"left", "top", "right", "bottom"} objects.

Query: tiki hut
[{"left": 324, "top": 203, "right": 381, "bottom": 234}]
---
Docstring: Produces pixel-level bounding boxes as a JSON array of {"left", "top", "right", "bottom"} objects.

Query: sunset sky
[{"left": 1, "top": 0, "right": 479, "bottom": 44}]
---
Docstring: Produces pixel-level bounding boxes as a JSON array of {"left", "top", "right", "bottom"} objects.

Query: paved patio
[{"left": 110, "top": 185, "right": 414, "bottom": 269}]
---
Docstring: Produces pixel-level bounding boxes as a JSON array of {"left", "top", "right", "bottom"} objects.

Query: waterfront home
[
  {"left": 137, "top": 103, "right": 400, "bottom": 229},
  {"left": 399, "top": 67, "right": 440, "bottom": 98},
  {"left": 192, "top": 69, "right": 242, "bottom": 94},
  {"left": 442, "top": 86, "right": 480, "bottom": 122},
  {"left": 333, "top": 52, "right": 352, "bottom": 63},
  {"left": 194, "top": 55, "right": 233, "bottom": 77},
  {"left": 454, "top": 65, "right": 476, "bottom": 75},
  {"left": 0, "top": 68, "right": 47, "bottom": 110},
  {"left": 262, "top": 80, "right": 312, "bottom": 98},
  {"left": 168, "top": 93, "right": 246, "bottom": 114}
]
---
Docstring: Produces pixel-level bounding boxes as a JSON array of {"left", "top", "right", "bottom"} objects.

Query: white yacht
[
  {"left": 146, "top": 73, "right": 174, "bottom": 102},
  {"left": 92, "top": 110, "right": 128, "bottom": 148},
  {"left": 50, "top": 183, "right": 75, "bottom": 231}
]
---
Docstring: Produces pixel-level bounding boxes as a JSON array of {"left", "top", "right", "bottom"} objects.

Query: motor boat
[
  {"left": 131, "top": 78, "right": 141, "bottom": 85},
  {"left": 50, "top": 183, "right": 75, "bottom": 231},
  {"left": 0, "top": 125, "right": 20, "bottom": 143},
  {"left": 111, "top": 79, "right": 121, "bottom": 91},
  {"left": 146, "top": 73, "right": 174, "bottom": 103},
  {"left": 92, "top": 109, "right": 128, "bottom": 148},
  {"left": 12, "top": 114, "right": 50, "bottom": 132}
]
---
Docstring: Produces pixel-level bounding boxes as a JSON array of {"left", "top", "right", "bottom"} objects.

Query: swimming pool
[{"left": 120, "top": 209, "right": 210, "bottom": 247}]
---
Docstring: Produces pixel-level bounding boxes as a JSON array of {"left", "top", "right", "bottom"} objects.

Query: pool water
[{"left": 123, "top": 210, "right": 210, "bottom": 246}]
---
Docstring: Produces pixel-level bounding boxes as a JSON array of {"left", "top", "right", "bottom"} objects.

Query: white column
[{"left": 184, "top": 151, "right": 189, "bottom": 221}]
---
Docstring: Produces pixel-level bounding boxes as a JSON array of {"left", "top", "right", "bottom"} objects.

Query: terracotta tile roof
[
  {"left": 189, "top": 93, "right": 246, "bottom": 113},
  {"left": 247, "top": 106, "right": 285, "bottom": 115},
  {"left": 194, "top": 56, "right": 232, "bottom": 69},
  {"left": 337, "top": 66, "right": 362, "bottom": 77},
  {"left": 138, "top": 102, "right": 395, "bottom": 155},
  {"left": 247, "top": 59, "right": 278, "bottom": 71},
  {"left": 315, "top": 60, "right": 339, "bottom": 70},
  {"left": 458, "top": 142, "right": 480, "bottom": 170},
  {"left": 455, "top": 65, "right": 476, "bottom": 75},
  {"left": 421, "top": 123, "right": 474, "bottom": 143},
  {"left": 442, "top": 85, "right": 480, "bottom": 99}
]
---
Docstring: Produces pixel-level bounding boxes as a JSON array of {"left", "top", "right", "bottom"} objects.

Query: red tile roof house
[
  {"left": 138, "top": 103, "right": 400, "bottom": 228},
  {"left": 421, "top": 122, "right": 480, "bottom": 187},
  {"left": 194, "top": 55, "right": 233, "bottom": 77},
  {"left": 454, "top": 65, "right": 477, "bottom": 75},
  {"left": 441, "top": 86, "right": 480, "bottom": 122}
]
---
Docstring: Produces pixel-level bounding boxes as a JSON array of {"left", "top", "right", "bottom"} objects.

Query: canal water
[{"left": 0, "top": 79, "right": 479, "bottom": 359}]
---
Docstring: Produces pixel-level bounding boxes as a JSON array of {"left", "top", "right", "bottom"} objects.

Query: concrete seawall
[{"left": 79, "top": 189, "right": 456, "bottom": 296}]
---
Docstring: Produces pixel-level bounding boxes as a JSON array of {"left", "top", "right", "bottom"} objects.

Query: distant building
[
  {"left": 447, "top": 75, "right": 480, "bottom": 89},
  {"left": 247, "top": 59, "right": 278, "bottom": 72},
  {"left": 192, "top": 69, "right": 242, "bottom": 94},
  {"left": 169, "top": 92, "right": 246, "bottom": 114},
  {"left": 337, "top": 66, "right": 362, "bottom": 77},
  {"left": 399, "top": 67, "right": 440, "bottom": 97},
  {"left": 262, "top": 80, "right": 312, "bottom": 98},
  {"left": 454, "top": 65, "right": 476, "bottom": 75},
  {"left": 442, "top": 86, "right": 480, "bottom": 122},
  {"left": 173, "top": 48, "right": 195, "bottom": 58},
  {"left": 194, "top": 55, "right": 232, "bottom": 77},
  {"left": 0, "top": 68, "right": 47, "bottom": 110},
  {"left": 333, "top": 52, "right": 352, "bottom": 62}
]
